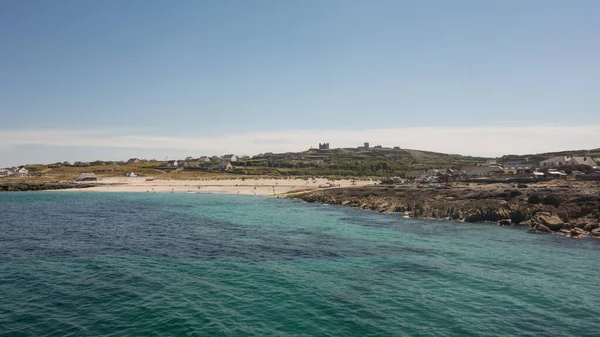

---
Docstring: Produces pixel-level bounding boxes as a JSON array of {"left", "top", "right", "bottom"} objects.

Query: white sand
[{"left": 63, "top": 177, "right": 376, "bottom": 195}]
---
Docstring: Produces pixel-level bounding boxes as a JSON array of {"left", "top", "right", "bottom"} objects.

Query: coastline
[
  {"left": 5, "top": 177, "right": 599, "bottom": 238},
  {"left": 1, "top": 177, "right": 375, "bottom": 196},
  {"left": 289, "top": 181, "right": 600, "bottom": 238}
]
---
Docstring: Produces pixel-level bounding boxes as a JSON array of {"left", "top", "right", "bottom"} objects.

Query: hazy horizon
[{"left": 2, "top": 1, "right": 599, "bottom": 167}]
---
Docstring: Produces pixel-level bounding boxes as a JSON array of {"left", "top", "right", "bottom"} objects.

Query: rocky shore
[
  {"left": 290, "top": 181, "right": 600, "bottom": 239},
  {"left": 0, "top": 182, "right": 99, "bottom": 192}
]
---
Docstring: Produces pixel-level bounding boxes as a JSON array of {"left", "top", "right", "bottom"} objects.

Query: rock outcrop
[
  {"left": 0, "top": 182, "right": 99, "bottom": 192},
  {"left": 290, "top": 182, "right": 600, "bottom": 239}
]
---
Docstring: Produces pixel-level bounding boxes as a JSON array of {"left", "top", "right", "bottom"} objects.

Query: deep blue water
[{"left": 1, "top": 192, "right": 599, "bottom": 336}]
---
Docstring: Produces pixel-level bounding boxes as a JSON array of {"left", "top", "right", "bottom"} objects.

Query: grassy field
[{"left": 3, "top": 147, "right": 598, "bottom": 182}]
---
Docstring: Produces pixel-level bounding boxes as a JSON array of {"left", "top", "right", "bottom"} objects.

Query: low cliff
[{"left": 290, "top": 182, "right": 600, "bottom": 238}]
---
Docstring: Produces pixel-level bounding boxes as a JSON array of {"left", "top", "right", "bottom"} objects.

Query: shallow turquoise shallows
[{"left": 1, "top": 192, "right": 599, "bottom": 336}]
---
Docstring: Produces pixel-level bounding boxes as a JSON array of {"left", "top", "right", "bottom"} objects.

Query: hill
[
  {"left": 240, "top": 147, "right": 487, "bottom": 177},
  {"left": 499, "top": 148, "right": 600, "bottom": 164},
  {"left": 3, "top": 147, "right": 599, "bottom": 182}
]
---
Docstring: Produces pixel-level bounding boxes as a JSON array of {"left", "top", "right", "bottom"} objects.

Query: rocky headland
[
  {"left": 0, "top": 182, "right": 100, "bottom": 192},
  {"left": 290, "top": 181, "right": 600, "bottom": 239}
]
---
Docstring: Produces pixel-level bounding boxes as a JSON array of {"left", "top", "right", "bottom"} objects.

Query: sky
[{"left": 1, "top": 0, "right": 599, "bottom": 166}]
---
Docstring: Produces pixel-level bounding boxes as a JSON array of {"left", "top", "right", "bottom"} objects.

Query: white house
[
  {"left": 222, "top": 154, "right": 237, "bottom": 162},
  {"left": 77, "top": 173, "right": 98, "bottom": 181},
  {"left": 219, "top": 161, "right": 233, "bottom": 171},
  {"left": 13, "top": 167, "right": 28, "bottom": 177},
  {"left": 539, "top": 156, "right": 571, "bottom": 168},
  {"left": 570, "top": 156, "right": 597, "bottom": 167},
  {"left": 0, "top": 169, "right": 13, "bottom": 177}
]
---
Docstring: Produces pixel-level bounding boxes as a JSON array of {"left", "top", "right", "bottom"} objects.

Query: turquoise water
[{"left": 1, "top": 193, "right": 599, "bottom": 336}]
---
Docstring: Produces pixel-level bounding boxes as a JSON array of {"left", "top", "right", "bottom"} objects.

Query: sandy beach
[{"left": 62, "top": 177, "right": 376, "bottom": 195}]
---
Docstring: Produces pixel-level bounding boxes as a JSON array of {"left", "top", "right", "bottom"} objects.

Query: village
[
  {"left": 1, "top": 143, "right": 599, "bottom": 183},
  {"left": 404, "top": 155, "right": 600, "bottom": 183}
]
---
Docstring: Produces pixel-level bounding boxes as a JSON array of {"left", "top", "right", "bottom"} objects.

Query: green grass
[{"left": 7, "top": 147, "right": 598, "bottom": 181}]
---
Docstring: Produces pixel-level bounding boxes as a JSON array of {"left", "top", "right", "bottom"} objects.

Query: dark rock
[
  {"left": 496, "top": 192, "right": 510, "bottom": 200},
  {"left": 568, "top": 228, "right": 588, "bottom": 239},
  {"left": 509, "top": 190, "right": 523, "bottom": 198},
  {"left": 498, "top": 219, "right": 512, "bottom": 226},
  {"left": 510, "top": 209, "right": 529, "bottom": 224},
  {"left": 557, "top": 210, "right": 570, "bottom": 222},
  {"left": 464, "top": 212, "right": 483, "bottom": 223},
  {"left": 542, "top": 195, "right": 562, "bottom": 207},
  {"left": 528, "top": 195, "right": 542, "bottom": 204},
  {"left": 518, "top": 184, "right": 528, "bottom": 189}
]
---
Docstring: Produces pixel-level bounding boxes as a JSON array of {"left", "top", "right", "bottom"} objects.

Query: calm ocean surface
[{"left": 1, "top": 192, "right": 599, "bottom": 336}]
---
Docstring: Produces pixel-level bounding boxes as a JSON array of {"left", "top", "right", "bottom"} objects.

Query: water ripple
[{"left": 1, "top": 192, "right": 600, "bottom": 336}]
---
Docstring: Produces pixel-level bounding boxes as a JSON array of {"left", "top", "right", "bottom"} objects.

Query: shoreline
[
  {"left": 1, "top": 177, "right": 375, "bottom": 196},
  {"left": 5, "top": 178, "right": 599, "bottom": 239},
  {"left": 289, "top": 181, "right": 600, "bottom": 239}
]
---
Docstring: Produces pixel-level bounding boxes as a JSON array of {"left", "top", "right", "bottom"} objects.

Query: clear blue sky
[{"left": 1, "top": 0, "right": 599, "bottom": 165}]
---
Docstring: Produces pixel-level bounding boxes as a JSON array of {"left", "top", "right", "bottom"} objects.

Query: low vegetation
[{"left": 2, "top": 147, "right": 599, "bottom": 182}]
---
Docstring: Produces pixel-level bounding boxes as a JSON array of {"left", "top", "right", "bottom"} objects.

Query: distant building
[
  {"left": 77, "top": 173, "right": 98, "bottom": 181},
  {"left": 13, "top": 167, "right": 28, "bottom": 177},
  {"left": 539, "top": 156, "right": 597, "bottom": 168},
  {"left": 502, "top": 162, "right": 532, "bottom": 174},
  {"left": 373, "top": 145, "right": 382, "bottom": 149},
  {"left": 127, "top": 158, "right": 140, "bottom": 164},
  {"left": 539, "top": 156, "right": 571, "bottom": 168},
  {"left": 219, "top": 162, "right": 233, "bottom": 171},
  {"left": 167, "top": 160, "right": 179, "bottom": 167},
  {"left": 199, "top": 156, "right": 210, "bottom": 162},
  {"left": 364, "top": 142, "right": 369, "bottom": 149},
  {"left": 318, "top": 143, "right": 330, "bottom": 150},
  {"left": 484, "top": 158, "right": 498, "bottom": 166},
  {"left": 393, "top": 146, "right": 401, "bottom": 150},
  {"left": 570, "top": 156, "right": 597, "bottom": 167},
  {"left": 124, "top": 172, "right": 137, "bottom": 177},
  {"left": 459, "top": 166, "right": 503, "bottom": 177},
  {"left": 0, "top": 169, "right": 13, "bottom": 177},
  {"left": 222, "top": 154, "right": 238, "bottom": 162}
]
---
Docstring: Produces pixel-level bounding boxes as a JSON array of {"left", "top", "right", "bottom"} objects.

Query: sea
[{"left": 1, "top": 192, "right": 599, "bottom": 336}]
